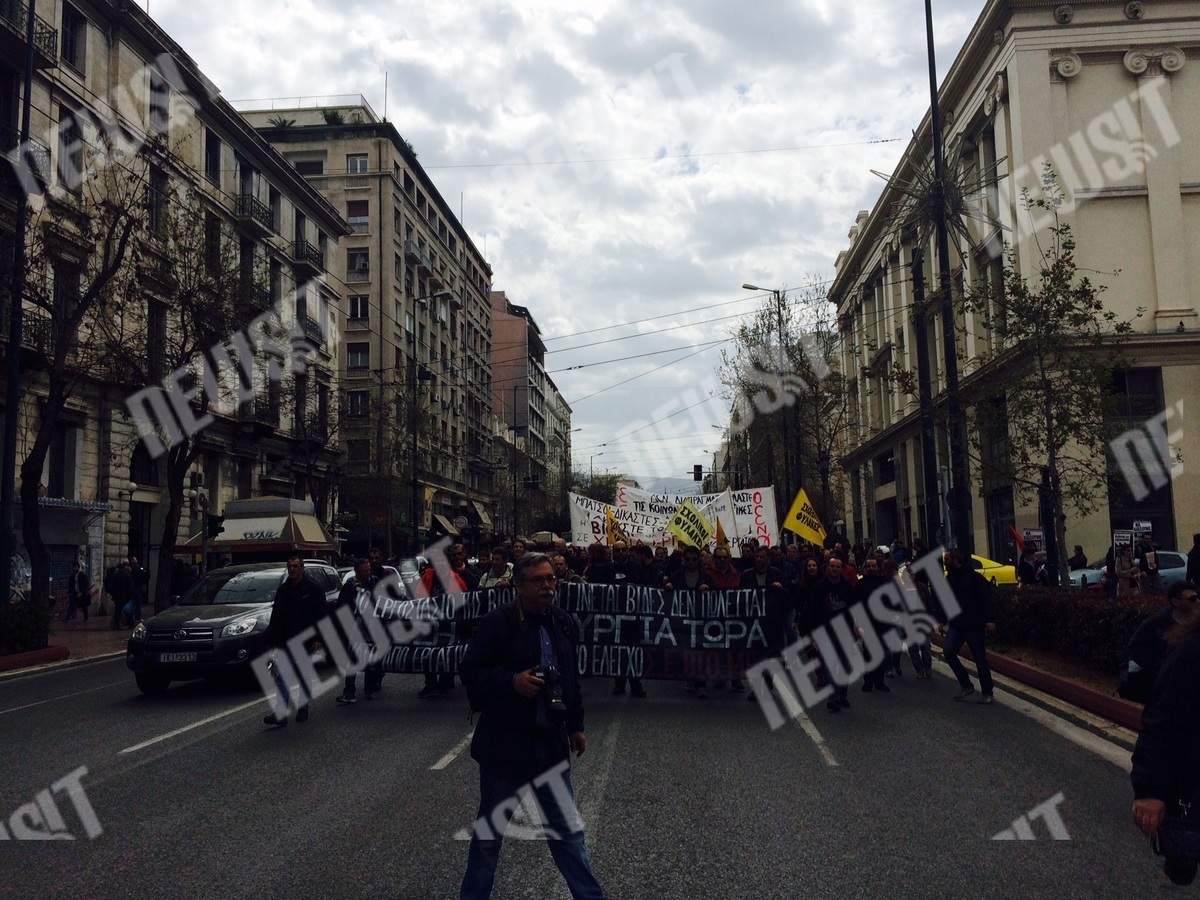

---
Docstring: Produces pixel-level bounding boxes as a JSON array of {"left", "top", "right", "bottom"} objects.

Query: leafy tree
[
  {"left": 959, "top": 167, "right": 1137, "bottom": 585},
  {"left": 569, "top": 470, "right": 627, "bottom": 505}
]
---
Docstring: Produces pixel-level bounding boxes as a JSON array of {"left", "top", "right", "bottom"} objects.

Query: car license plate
[{"left": 158, "top": 652, "right": 197, "bottom": 663}]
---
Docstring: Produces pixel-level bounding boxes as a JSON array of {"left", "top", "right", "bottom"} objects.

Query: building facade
[
  {"left": 1, "top": 0, "right": 348, "bottom": 609},
  {"left": 243, "top": 97, "right": 497, "bottom": 557},
  {"left": 833, "top": 0, "right": 1199, "bottom": 562}
]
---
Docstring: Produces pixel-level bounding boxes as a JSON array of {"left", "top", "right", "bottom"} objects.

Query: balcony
[
  {"left": 241, "top": 280, "right": 272, "bottom": 312},
  {"left": 236, "top": 398, "right": 278, "bottom": 437},
  {"left": 0, "top": 0, "right": 58, "bottom": 70},
  {"left": 1, "top": 126, "right": 50, "bottom": 193},
  {"left": 290, "top": 240, "right": 324, "bottom": 277},
  {"left": 403, "top": 240, "right": 422, "bottom": 262},
  {"left": 234, "top": 193, "right": 275, "bottom": 237},
  {"left": 416, "top": 253, "right": 433, "bottom": 277},
  {"left": 296, "top": 314, "right": 325, "bottom": 351},
  {"left": 0, "top": 302, "right": 54, "bottom": 355}
]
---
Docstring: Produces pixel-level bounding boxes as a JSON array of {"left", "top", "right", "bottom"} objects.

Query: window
[
  {"left": 269, "top": 186, "right": 281, "bottom": 231},
  {"left": 204, "top": 130, "right": 221, "bottom": 183},
  {"left": 269, "top": 259, "right": 282, "bottom": 305},
  {"left": 204, "top": 212, "right": 221, "bottom": 276},
  {"left": 61, "top": 5, "right": 86, "bottom": 72},
  {"left": 348, "top": 295, "right": 369, "bottom": 320},
  {"left": 347, "top": 342, "right": 370, "bottom": 369},
  {"left": 347, "top": 199, "right": 369, "bottom": 233},
  {"left": 148, "top": 166, "right": 168, "bottom": 236},
  {"left": 347, "top": 440, "right": 370, "bottom": 463},
  {"left": 149, "top": 68, "right": 169, "bottom": 135},
  {"left": 46, "top": 422, "right": 79, "bottom": 499},
  {"left": 347, "top": 153, "right": 368, "bottom": 174},
  {"left": 57, "top": 109, "right": 84, "bottom": 193},
  {"left": 348, "top": 390, "right": 369, "bottom": 417},
  {"left": 294, "top": 160, "right": 323, "bottom": 176},
  {"left": 347, "top": 248, "right": 369, "bottom": 281},
  {"left": 147, "top": 299, "right": 167, "bottom": 379}
]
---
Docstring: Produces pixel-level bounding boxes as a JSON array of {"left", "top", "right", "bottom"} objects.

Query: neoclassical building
[{"left": 833, "top": 0, "right": 1199, "bottom": 561}]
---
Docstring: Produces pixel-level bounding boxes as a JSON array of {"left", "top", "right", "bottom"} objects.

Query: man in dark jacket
[
  {"left": 107, "top": 561, "right": 134, "bottom": 630},
  {"left": 1187, "top": 534, "right": 1200, "bottom": 586},
  {"left": 64, "top": 562, "right": 90, "bottom": 623},
  {"left": 854, "top": 556, "right": 891, "bottom": 692},
  {"left": 1121, "top": 581, "right": 1200, "bottom": 704},
  {"left": 940, "top": 549, "right": 996, "bottom": 704},
  {"left": 335, "top": 559, "right": 379, "bottom": 705},
  {"left": 809, "top": 556, "right": 856, "bottom": 712},
  {"left": 263, "top": 556, "right": 328, "bottom": 726},
  {"left": 458, "top": 552, "right": 604, "bottom": 900},
  {"left": 1131, "top": 581, "right": 1200, "bottom": 886}
]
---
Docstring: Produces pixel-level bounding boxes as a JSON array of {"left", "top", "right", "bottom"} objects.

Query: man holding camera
[{"left": 459, "top": 552, "right": 604, "bottom": 899}]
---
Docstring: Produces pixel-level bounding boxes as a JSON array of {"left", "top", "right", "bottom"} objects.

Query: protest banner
[
  {"left": 782, "top": 488, "right": 827, "bottom": 546},
  {"left": 578, "top": 485, "right": 779, "bottom": 546}
]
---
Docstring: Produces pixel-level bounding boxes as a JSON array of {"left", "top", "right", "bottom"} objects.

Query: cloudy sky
[{"left": 150, "top": 0, "right": 980, "bottom": 493}]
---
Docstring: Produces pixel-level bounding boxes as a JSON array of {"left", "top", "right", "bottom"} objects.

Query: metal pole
[
  {"left": 910, "top": 249, "right": 941, "bottom": 549},
  {"left": 925, "top": 0, "right": 973, "bottom": 554},
  {"left": 775, "top": 289, "right": 791, "bottom": 508},
  {"left": 0, "top": 0, "right": 39, "bottom": 603},
  {"left": 409, "top": 356, "right": 419, "bottom": 555},
  {"left": 199, "top": 493, "right": 209, "bottom": 574}
]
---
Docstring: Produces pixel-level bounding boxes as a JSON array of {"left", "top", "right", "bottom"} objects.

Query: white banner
[{"left": 570, "top": 485, "right": 779, "bottom": 547}]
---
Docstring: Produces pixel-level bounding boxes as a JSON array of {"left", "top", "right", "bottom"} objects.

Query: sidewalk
[{"left": 0, "top": 614, "right": 129, "bottom": 677}]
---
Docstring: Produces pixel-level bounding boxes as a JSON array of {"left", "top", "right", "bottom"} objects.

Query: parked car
[
  {"left": 1157, "top": 550, "right": 1190, "bottom": 588},
  {"left": 1070, "top": 559, "right": 1108, "bottom": 591},
  {"left": 340, "top": 564, "right": 402, "bottom": 586},
  {"left": 971, "top": 554, "right": 1017, "bottom": 586},
  {"left": 126, "top": 561, "right": 342, "bottom": 695}
]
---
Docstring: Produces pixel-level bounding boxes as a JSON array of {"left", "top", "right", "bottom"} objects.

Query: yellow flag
[
  {"left": 605, "top": 506, "right": 630, "bottom": 545},
  {"left": 666, "top": 499, "right": 716, "bottom": 549},
  {"left": 714, "top": 517, "right": 729, "bottom": 550},
  {"left": 783, "top": 488, "right": 827, "bottom": 545}
]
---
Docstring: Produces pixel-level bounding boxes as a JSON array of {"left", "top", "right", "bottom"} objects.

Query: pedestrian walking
[
  {"left": 336, "top": 559, "right": 380, "bottom": 705},
  {"left": 262, "top": 556, "right": 328, "bottom": 727},
  {"left": 458, "top": 552, "right": 605, "bottom": 900},
  {"left": 63, "top": 562, "right": 90, "bottom": 623},
  {"left": 1131, "top": 581, "right": 1200, "bottom": 886},
  {"left": 939, "top": 549, "right": 996, "bottom": 705}
]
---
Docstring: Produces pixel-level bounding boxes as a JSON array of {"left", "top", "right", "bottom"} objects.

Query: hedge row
[
  {"left": 0, "top": 598, "right": 51, "bottom": 656},
  {"left": 990, "top": 586, "right": 1162, "bottom": 674}
]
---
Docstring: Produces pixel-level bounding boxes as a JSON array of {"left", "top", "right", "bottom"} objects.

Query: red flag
[{"left": 1008, "top": 524, "right": 1024, "bottom": 555}]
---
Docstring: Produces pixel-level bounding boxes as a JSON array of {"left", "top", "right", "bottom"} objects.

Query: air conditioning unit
[
  {"left": 352, "top": 258, "right": 369, "bottom": 271},
  {"left": 516, "top": 437, "right": 526, "bottom": 451}
]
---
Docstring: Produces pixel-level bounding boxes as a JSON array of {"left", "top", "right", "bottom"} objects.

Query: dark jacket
[
  {"left": 741, "top": 565, "right": 789, "bottom": 653},
  {"left": 1120, "top": 606, "right": 1176, "bottom": 703},
  {"left": 945, "top": 566, "right": 994, "bottom": 630},
  {"left": 808, "top": 576, "right": 855, "bottom": 628},
  {"left": 583, "top": 561, "right": 628, "bottom": 586},
  {"left": 460, "top": 601, "right": 584, "bottom": 779},
  {"left": 68, "top": 570, "right": 90, "bottom": 600},
  {"left": 1187, "top": 545, "right": 1200, "bottom": 585},
  {"left": 1131, "top": 633, "right": 1200, "bottom": 806},
  {"left": 854, "top": 573, "right": 892, "bottom": 639},
  {"left": 264, "top": 574, "right": 327, "bottom": 648}
]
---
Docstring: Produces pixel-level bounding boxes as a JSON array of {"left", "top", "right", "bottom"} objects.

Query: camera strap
[{"left": 539, "top": 625, "right": 558, "bottom": 670}]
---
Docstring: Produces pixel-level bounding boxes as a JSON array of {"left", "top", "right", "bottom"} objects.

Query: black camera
[{"left": 533, "top": 665, "right": 567, "bottom": 724}]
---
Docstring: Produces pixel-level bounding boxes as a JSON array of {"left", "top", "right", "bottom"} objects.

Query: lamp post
[
  {"left": 742, "top": 283, "right": 797, "bottom": 504},
  {"left": 590, "top": 453, "right": 603, "bottom": 481}
]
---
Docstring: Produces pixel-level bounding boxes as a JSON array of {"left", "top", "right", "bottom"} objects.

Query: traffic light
[
  {"left": 693, "top": 464, "right": 703, "bottom": 481},
  {"left": 206, "top": 514, "right": 225, "bottom": 538}
]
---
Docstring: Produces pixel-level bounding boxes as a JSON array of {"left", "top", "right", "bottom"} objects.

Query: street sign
[{"left": 453, "top": 515, "right": 468, "bottom": 530}]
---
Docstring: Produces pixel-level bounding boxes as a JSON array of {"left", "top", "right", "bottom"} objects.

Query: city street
[{"left": 0, "top": 657, "right": 1163, "bottom": 898}]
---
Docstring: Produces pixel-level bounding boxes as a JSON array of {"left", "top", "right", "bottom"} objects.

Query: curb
[
  {"left": 932, "top": 635, "right": 1143, "bottom": 732},
  {"left": 0, "top": 650, "right": 126, "bottom": 680},
  {"left": 0, "top": 646, "right": 70, "bottom": 672}
]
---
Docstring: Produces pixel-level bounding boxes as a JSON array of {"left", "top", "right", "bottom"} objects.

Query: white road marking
[
  {"left": 774, "top": 680, "right": 839, "bottom": 767},
  {"left": 431, "top": 731, "right": 474, "bottom": 770},
  {"left": 118, "top": 697, "right": 265, "bottom": 754},
  {"left": 0, "top": 681, "right": 126, "bottom": 716},
  {"left": 930, "top": 659, "right": 1132, "bottom": 772}
]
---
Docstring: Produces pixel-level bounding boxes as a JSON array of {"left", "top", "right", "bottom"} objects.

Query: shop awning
[
  {"left": 179, "top": 497, "right": 336, "bottom": 553},
  {"left": 433, "top": 514, "right": 460, "bottom": 536},
  {"left": 472, "top": 500, "right": 493, "bottom": 528}
]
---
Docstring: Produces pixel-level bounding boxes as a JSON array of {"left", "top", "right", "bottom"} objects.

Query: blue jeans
[
  {"left": 943, "top": 625, "right": 993, "bottom": 696},
  {"left": 270, "top": 653, "right": 311, "bottom": 718},
  {"left": 460, "top": 755, "right": 604, "bottom": 899}
]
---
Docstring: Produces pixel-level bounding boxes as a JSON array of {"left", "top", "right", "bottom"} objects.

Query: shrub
[
  {"left": 990, "top": 586, "right": 1161, "bottom": 674},
  {"left": 0, "top": 597, "right": 51, "bottom": 655}
]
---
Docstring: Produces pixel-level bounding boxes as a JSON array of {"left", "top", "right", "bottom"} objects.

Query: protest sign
[{"left": 782, "top": 488, "right": 827, "bottom": 545}]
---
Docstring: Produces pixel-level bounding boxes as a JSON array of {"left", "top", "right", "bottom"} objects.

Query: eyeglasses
[{"left": 524, "top": 574, "right": 558, "bottom": 585}]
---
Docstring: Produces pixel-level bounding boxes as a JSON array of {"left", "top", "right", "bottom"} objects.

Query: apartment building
[
  {"left": 833, "top": 0, "right": 1199, "bottom": 561},
  {"left": 0, "top": 0, "right": 348, "bottom": 606},
  {"left": 242, "top": 97, "right": 496, "bottom": 556}
]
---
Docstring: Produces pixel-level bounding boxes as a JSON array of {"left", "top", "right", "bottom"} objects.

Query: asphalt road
[{"left": 0, "top": 658, "right": 1165, "bottom": 899}]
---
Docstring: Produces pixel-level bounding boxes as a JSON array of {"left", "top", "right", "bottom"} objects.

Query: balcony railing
[
  {"left": 297, "top": 314, "right": 325, "bottom": 350},
  {"left": 403, "top": 240, "right": 422, "bottom": 262},
  {"left": 238, "top": 398, "right": 278, "bottom": 429},
  {"left": 234, "top": 193, "right": 275, "bottom": 235},
  {"left": 290, "top": 240, "right": 324, "bottom": 274},
  {"left": 0, "top": 302, "right": 53, "bottom": 350},
  {"left": 0, "top": 0, "right": 58, "bottom": 67}
]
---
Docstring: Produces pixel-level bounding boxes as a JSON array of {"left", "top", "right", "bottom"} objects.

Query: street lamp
[{"left": 742, "top": 283, "right": 797, "bottom": 505}]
